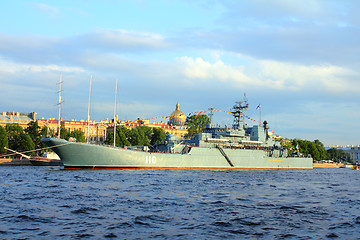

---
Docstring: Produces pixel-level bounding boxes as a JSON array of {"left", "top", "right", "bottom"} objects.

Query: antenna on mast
[
  {"left": 208, "top": 107, "right": 214, "bottom": 128},
  {"left": 113, "top": 79, "right": 118, "bottom": 147},
  {"left": 87, "top": 75, "right": 92, "bottom": 143},
  {"left": 57, "top": 73, "right": 64, "bottom": 139}
]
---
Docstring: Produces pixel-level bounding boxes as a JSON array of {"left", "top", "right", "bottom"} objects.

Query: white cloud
[
  {"left": 258, "top": 59, "right": 357, "bottom": 92},
  {"left": 0, "top": 58, "right": 84, "bottom": 74},
  {"left": 178, "top": 56, "right": 257, "bottom": 86},
  {"left": 84, "top": 29, "right": 173, "bottom": 51},
  {"left": 31, "top": 2, "right": 61, "bottom": 18},
  {"left": 177, "top": 55, "right": 359, "bottom": 93},
  {"left": 0, "top": 58, "right": 24, "bottom": 74},
  {"left": 28, "top": 65, "right": 84, "bottom": 73}
]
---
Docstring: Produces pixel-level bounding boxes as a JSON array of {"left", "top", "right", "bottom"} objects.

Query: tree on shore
[
  {"left": 5, "top": 124, "right": 35, "bottom": 155},
  {"left": 327, "top": 148, "right": 351, "bottom": 163},
  {"left": 106, "top": 126, "right": 131, "bottom": 147},
  {"left": 70, "top": 129, "right": 86, "bottom": 142},
  {"left": 106, "top": 126, "right": 167, "bottom": 147},
  {"left": 150, "top": 127, "right": 166, "bottom": 145},
  {"left": 40, "top": 125, "right": 49, "bottom": 138},
  {"left": 185, "top": 114, "right": 210, "bottom": 139},
  {"left": 25, "top": 121, "right": 42, "bottom": 153},
  {"left": 129, "top": 126, "right": 152, "bottom": 146},
  {"left": 281, "top": 138, "right": 329, "bottom": 161},
  {"left": 60, "top": 122, "right": 70, "bottom": 140},
  {"left": 0, "top": 126, "right": 8, "bottom": 154}
]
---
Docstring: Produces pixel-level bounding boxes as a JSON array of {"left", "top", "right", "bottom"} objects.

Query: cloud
[
  {"left": 0, "top": 29, "right": 173, "bottom": 66},
  {"left": 176, "top": 1, "right": 359, "bottom": 68},
  {"left": 257, "top": 59, "right": 358, "bottom": 92},
  {"left": 177, "top": 55, "right": 359, "bottom": 93},
  {"left": 178, "top": 56, "right": 256, "bottom": 86},
  {"left": 28, "top": 65, "right": 84, "bottom": 73},
  {"left": 0, "top": 57, "right": 84, "bottom": 74},
  {"left": 31, "top": 2, "right": 61, "bottom": 18},
  {"left": 1, "top": 0, "right": 360, "bottom": 146},
  {"left": 1, "top": 28, "right": 358, "bottom": 100},
  {"left": 0, "top": 33, "right": 63, "bottom": 65},
  {"left": 80, "top": 29, "right": 173, "bottom": 52}
]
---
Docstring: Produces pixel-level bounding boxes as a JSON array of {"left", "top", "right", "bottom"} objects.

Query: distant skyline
[{"left": 0, "top": 0, "right": 359, "bottom": 146}]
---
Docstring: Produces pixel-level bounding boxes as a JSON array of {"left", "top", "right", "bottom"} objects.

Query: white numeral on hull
[{"left": 145, "top": 156, "right": 156, "bottom": 164}]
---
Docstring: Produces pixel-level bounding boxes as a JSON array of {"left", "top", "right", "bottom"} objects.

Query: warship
[{"left": 41, "top": 98, "right": 313, "bottom": 170}]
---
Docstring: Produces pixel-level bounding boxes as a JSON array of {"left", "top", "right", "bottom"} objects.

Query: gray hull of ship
[{"left": 42, "top": 138, "right": 313, "bottom": 170}]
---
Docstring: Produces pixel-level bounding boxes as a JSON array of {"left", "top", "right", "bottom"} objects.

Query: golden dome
[{"left": 169, "top": 102, "right": 186, "bottom": 126}]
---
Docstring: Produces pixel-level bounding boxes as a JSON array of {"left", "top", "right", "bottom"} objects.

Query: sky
[{"left": 0, "top": 0, "right": 359, "bottom": 146}]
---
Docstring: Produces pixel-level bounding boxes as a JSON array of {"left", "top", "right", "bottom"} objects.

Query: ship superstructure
[{"left": 153, "top": 97, "right": 286, "bottom": 159}]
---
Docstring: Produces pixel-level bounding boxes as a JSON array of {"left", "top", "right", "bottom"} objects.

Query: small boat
[
  {"left": 2, "top": 148, "right": 62, "bottom": 166},
  {"left": 339, "top": 164, "right": 353, "bottom": 168},
  {"left": 352, "top": 165, "right": 359, "bottom": 170},
  {"left": 30, "top": 152, "right": 63, "bottom": 166}
]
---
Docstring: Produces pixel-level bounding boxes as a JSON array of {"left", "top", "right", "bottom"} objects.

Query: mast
[
  {"left": 230, "top": 93, "right": 248, "bottom": 129},
  {"left": 57, "top": 73, "right": 63, "bottom": 138},
  {"left": 113, "top": 79, "right": 118, "bottom": 147},
  {"left": 259, "top": 105, "right": 261, "bottom": 124},
  {"left": 256, "top": 103, "right": 262, "bottom": 125},
  {"left": 46, "top": 119, "right": 49, "bottom": 137},
  {"left": 208, "top": 107, "right": 214, "bottom": 128},
  {"left": 87, "top": 75, "right": 92, "bottom": 143}
]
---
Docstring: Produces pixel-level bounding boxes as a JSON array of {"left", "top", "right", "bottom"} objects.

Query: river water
[{"left": 0, "top": 167, "right": 359, "bottom": 239}]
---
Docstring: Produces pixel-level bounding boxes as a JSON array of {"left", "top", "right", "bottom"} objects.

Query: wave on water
[{"left": 0, "top": 167, "right": 360, "bottom": 239}]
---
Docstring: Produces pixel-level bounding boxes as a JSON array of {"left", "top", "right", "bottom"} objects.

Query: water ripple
[{"left": 0, "top": 167, "right": 359, "bottom": 239}]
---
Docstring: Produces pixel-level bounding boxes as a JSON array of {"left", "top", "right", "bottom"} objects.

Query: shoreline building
[
  {"left": 1, "top": 102, "right": 189, "bottom": 143},
  {"left": 0, "top": 111, "right": 107, "bottom": 143},
  {"left": 0, "top": 112, "right": 37, "bottom": 128},
  {"left": 107, "top": 102, "right": 189, "bottom": 139},
  {"left": 168, "top": 102, "right": 188, "bottom": 139},
  {"left": 169, "top": 102, "right": 186, "bottom": 126},
  {"left": 348, "top": 146, "right": 360, "bottom": 163},
  {"left": 37, "top": 118, "right": 107, "bottom": 143}
]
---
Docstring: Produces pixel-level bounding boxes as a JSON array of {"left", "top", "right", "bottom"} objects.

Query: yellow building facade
[
  {"left": 37, "top": 118, "right": 107, "bottom": 142},
  {"left": 0, "top": 111, "right": 107, "bottom": 143},
  {"left": 1, "top": 102, "right": 188, "bottom": 144}
]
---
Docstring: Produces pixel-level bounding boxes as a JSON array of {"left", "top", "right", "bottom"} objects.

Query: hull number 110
[{"left": 146, "top": 156, "right": 156, "bottom": 164}]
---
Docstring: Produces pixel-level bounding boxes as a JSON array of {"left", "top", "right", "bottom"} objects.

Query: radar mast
[{"left": 230, "top": 93, "right": 248, "bottom": 129}]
